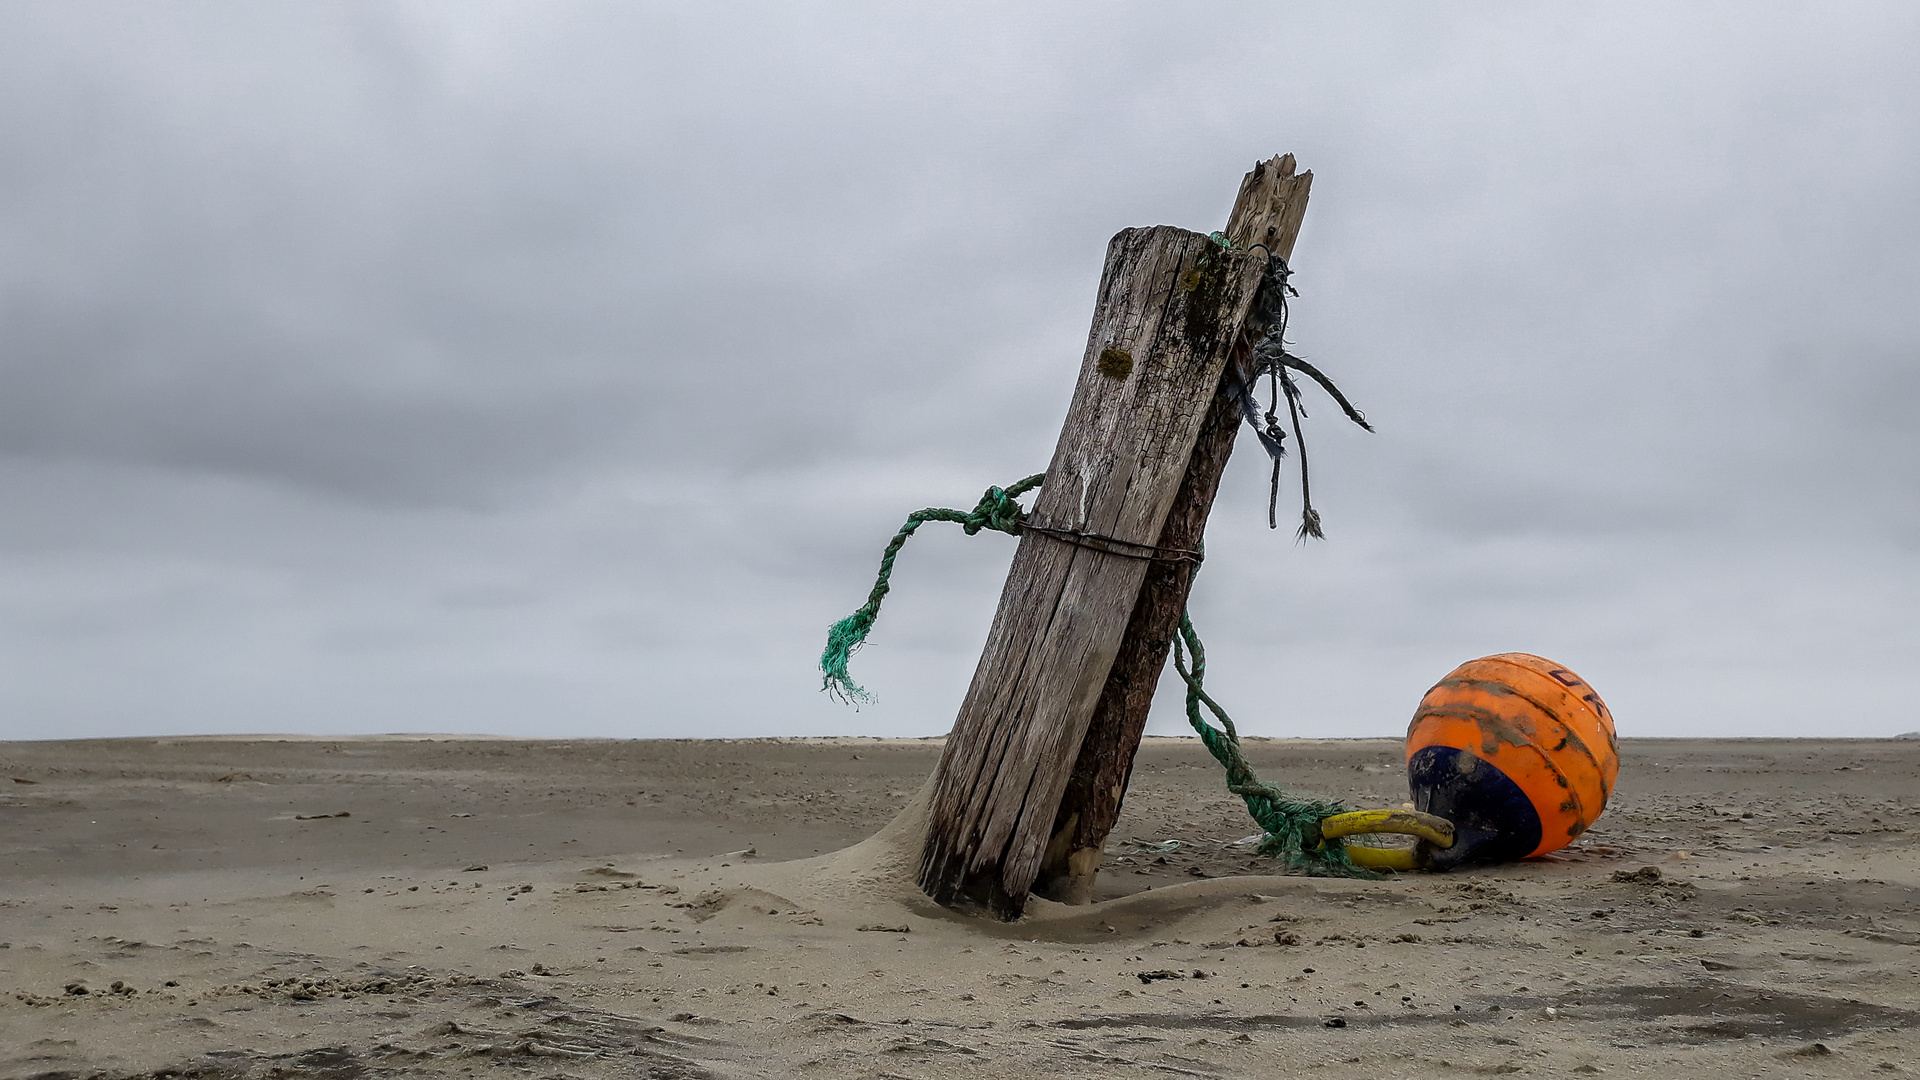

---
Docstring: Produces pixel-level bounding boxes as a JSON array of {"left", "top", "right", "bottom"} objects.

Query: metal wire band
[{"left": 1018, "top": 521, "right": 1203, "bottom": 565}]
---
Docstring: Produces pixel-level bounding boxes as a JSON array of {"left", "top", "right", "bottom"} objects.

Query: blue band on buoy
[{"left": 1408, "top": 746, "right": 1542, "bottom": 870}]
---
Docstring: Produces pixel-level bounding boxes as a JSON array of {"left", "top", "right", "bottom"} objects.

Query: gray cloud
[{"left": 1, "top": 2, "right": 1916, "bottom": 740}]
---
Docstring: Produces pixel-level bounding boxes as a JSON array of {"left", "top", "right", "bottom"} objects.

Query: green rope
[
  {"left": 1170, "top": 610, "right": 1379, "bottom": 878},
  {"left": 819, "top": 473, "right": 1044, "bottom": 703},
  {"left": 820, "top": 470, "right": 1375, "bottom": 876}
]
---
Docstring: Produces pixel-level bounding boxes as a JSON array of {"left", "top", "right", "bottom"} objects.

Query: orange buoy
[{"left": 1406, "top": 654, "right": 1618, "bottom": 870}]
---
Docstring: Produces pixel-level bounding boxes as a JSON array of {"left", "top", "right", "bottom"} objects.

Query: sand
[{"left": 2, "top": 735, "right": 1916, "bottom": 1079}]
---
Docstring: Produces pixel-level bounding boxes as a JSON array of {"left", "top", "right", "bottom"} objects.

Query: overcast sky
[{"left": 1, "top": 3, "right": 1916, "bottom": 742}]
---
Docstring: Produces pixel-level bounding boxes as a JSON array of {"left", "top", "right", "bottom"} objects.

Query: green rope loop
[
  {"left": 1170, "top": 611, "right": 1380, "bottom": 878},
  {"left": 819, "top": 473, "right": 1044, "bottom": 703}
]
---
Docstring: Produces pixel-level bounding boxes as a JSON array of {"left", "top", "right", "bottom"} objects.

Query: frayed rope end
[
  {"left": 819, "top": 608, "right": 879, "bottom": 706},
  {"left": 1295, "top": 507, "right": 1325, "bottom": 542}
]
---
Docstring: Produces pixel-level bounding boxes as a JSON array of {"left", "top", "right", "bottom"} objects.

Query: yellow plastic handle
[
  {"left": 1344, "top": 844, "right": 1422, "bottom": 872},
  {"left": 1319, "top": 809, "right": 1455, "bottom": 848},
  {"left": 1317, "top": 808, "right": 1456, "bottom": 872}
]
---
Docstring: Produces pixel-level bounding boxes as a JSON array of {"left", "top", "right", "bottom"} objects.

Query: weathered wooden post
[
  {"left": 918, "top": 155, "right": 1314, "bottom": 917},
  {"left": 1029, "top": 157, "right": 1315, "bottom": 904}
]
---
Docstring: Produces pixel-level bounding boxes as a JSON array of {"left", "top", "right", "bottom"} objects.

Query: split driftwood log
[{"left": 917, "top": 155, "right": 1315, "bottom": 918}]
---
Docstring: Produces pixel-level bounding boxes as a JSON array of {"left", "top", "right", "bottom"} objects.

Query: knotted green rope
[
  {"left": 1170, "top": 610, "right": 1379, "bottom": 878},
  {"left": 819, "top": 473, "right": 1045, "bottom": 704}
]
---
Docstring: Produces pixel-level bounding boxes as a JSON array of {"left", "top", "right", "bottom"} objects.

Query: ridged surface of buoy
[{"left": 1406, "top": 653, "right": 1617, "bottom": 869}]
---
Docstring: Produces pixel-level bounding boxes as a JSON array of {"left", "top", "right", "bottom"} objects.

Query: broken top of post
[{"left": 1224, "top": 153, "right": 1311, "bottom": 259}]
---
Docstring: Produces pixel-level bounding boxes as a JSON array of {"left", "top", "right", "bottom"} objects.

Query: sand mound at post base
[
  {"left": 732, "top": 777, "right": 1339, "bottom": 943},
  {"left": 757, "top": 776, "right": 938, "bottom": 905}
]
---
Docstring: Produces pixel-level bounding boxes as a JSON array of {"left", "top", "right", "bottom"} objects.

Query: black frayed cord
[
  {"left": 1222, "top": 241, "right": 1373, "bottom": 538},
  {"left": 1280, "top": 368, "right": 1321, "bottom": 540}
]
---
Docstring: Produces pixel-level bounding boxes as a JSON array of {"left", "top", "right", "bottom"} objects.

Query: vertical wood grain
[{"left": 917, "top": 224, "right": 1268, "bottom": 918}]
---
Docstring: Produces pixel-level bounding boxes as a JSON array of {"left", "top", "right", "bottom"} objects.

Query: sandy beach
[{"left": 2, "top": 735, "right": 1916, "bottom": 1078}]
